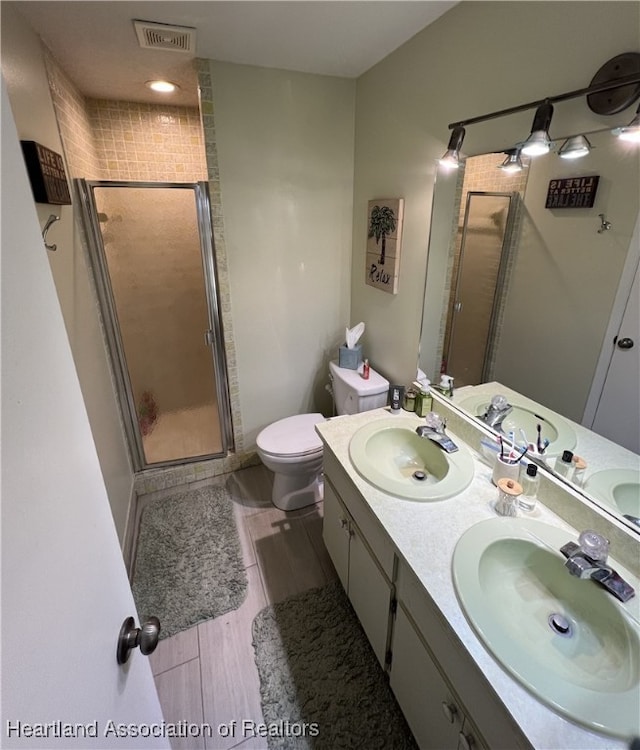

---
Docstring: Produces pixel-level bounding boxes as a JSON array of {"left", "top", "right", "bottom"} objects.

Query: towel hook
[
  {"left": 597, "top": 213, "right": 612, "bottom": 233},
  {"left": 42, "top": 213, "right": 60, "bottom": 251}
]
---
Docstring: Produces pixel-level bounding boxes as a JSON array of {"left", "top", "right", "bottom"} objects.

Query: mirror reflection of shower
[
  {"left": 77, "top": 180, "right": 233, "bottom": 469},
  {"left": 443, "top": 191, "right": 516, "bottom": 386}
]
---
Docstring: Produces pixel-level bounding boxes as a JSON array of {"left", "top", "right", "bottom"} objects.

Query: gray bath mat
[
  {"left": 132, "top": 485, "right": 247, "bottom": 639},
  {"left": 252, "top": 582, "right": 418, "bottom": 750}
]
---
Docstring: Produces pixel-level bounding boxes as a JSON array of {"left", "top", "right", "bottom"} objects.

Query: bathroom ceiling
[{"left": 11, "top": 1, "right": 458, "bottom": 107}]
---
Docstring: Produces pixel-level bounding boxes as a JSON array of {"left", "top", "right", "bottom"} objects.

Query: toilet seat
[{"left": 256, "top": 413, "right": 325, "bottom": 459}]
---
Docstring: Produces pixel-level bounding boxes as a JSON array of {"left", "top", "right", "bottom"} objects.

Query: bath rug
[
  {"left": 132, "top": 485, "right": 247, "bottom": 639},
  {"left": 251, "top": 582, "right": 418, "bottom": 750}
]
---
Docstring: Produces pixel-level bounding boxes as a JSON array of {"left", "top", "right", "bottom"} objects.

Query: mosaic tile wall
[
  {"left": 87, "top": 100, "right": 207, "bottom": 182},
  {"left": 44, "top": 49, "right": 102, "bottom": 179}
]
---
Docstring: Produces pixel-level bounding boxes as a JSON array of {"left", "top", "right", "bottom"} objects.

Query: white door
[
  {"left": 1, "top": 80, "right": 169, "bottom": 747},
  {"left": 591, "top": 257, "right": 640, "bottom": 453}
]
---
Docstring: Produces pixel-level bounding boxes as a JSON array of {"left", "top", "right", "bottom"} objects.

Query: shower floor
[{"left": 142, "top": 404, "right": 223, "bottom": 464}]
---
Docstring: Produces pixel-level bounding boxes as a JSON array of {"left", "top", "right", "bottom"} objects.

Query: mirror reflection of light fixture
[
  {"left": 521, "top": 101, "right": 554, "bottom": 156},
  {"left": 438, "top": 126, "right": 466, "bottom": 169},
  {"left": 558, "top": 134, "right": 592, "bottom": 159},
  {"left": 498, "top": 149, "right": 524, "bottom": 173},
  {"left": 614, "top": 103, "right": 640, "bottom": 142}
]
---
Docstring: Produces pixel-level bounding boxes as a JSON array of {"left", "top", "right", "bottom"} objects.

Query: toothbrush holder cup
[{"left": 492, "top": 455, "right": 521, "bottom": 486}]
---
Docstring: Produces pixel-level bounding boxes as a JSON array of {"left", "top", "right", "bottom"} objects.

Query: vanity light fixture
[
  {"left": 614, "top": 102, "right": 640, "bottom": 142},
  {"left": 444, "top": 54, "right": 640, "bottom": 159},
  {"left": 498, "top": 149, "right": 524, "bottom": 173},
  {"left": 558, "top": 134, "right": 592, "bottom": 159},
  {"left": 145, "top": 80, "right": 180, "bottom": 94},
  {"left": 438, "top": 126, "right": 466, "bottom": 169},
  {"left": 521, "top": 101, "right": 554, "bottom": 156}
]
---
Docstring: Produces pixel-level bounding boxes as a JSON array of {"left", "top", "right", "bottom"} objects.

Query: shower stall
[{"left": 76, "top": 180, "right": 233, "bottom": 470}]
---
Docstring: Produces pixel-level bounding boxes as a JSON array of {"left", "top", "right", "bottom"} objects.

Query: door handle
[
  {"left": 204, "top": 330, "right": 214, "bottom": 346},
  {"left": 116, "top": 616, "right": 160, "bottom": 664},
  {"left": 617, "top": 337, "right": 634, "bottom": 350}
]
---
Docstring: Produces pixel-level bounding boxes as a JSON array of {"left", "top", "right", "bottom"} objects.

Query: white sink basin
[
  {"left": 584, "top": 469, "right": 640, "bottom": 518},
  {"left": 452, "top": 517, "right": 640, "bottom": 738},
  {"left": 459, "top": 394, "right": 576, "bottom": 458},
  {"left": 348, "top": 417, "right": 474, "bottom": 501}
]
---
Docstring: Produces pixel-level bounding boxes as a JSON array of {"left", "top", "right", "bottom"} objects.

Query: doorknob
[
  {"left": 617, "top": 337, "right": 634, "bottom": 350},
  {"left": 116, "top": 616, "right": 160, "bottom": 664}
]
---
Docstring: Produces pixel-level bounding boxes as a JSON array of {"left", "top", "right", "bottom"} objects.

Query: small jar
[
  {"left": 403, "top": 388, "right": 417, "bottom": 412},
  {"left": 572, "top": 455, "right": 588, "bottom": 487},
  {"left": 495, "top": 478, "right": 522, "bottom": 517},
  {"left": 519, "top": 463, "right": 539, "bottom": 512},
  {"left": 554, "top": 450, "right": 574, "bottom": 479}
]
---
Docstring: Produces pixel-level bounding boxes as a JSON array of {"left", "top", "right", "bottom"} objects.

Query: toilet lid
[{"left": 257, "top": 413, "right": 325, "bottom": 457}]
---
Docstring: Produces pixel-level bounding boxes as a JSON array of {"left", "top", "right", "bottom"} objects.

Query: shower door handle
[{"left": 204, "top": 330, "right": 215, "bottom": 346}]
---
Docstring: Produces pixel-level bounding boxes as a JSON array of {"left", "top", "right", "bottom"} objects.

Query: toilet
[{"left": 256, "top": 361, "right": 389, "bottom": 511}]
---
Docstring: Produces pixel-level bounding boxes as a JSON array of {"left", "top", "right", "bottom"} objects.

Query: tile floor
[{"left": 143, "top": 465, "right": 338, "bottom": 750}]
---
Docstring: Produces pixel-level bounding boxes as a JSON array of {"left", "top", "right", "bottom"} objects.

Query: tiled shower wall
[{"left": 87, "top": 100, "right": 207, "bottom": 182}]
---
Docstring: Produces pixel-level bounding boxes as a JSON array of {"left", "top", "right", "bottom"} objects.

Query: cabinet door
[
  {"left": 322, "top": 480, "right": 350, "bottom": 591},
  {"left": 390, "top": 605, "right": 462, "bottom": 750},
  {"left": 348, "top": 525, "right": 392, "bottom": 668},
  {"left": 458, "top": 717, "right": 490, "bottom": 750}
]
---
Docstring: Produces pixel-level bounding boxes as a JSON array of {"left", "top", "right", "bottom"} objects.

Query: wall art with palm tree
[{"left": 366, "top": 198, "right": 404, "bottom": 294}]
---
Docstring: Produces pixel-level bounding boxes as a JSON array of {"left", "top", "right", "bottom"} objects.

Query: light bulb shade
[
  {"left": 438, "top": 126, "right": 465, "bottom": 169},
  {"left": 615, "top": 107, "right": 640, "bottom": 142},
  {"left": 558, "top": 135, "right": 592, "bottom": 159},
  {"left": 521, "top": 101, "right": 554, "bottom": 156},
  {"left": 498, "top": 151, "right": 523, "bottom": 172}
]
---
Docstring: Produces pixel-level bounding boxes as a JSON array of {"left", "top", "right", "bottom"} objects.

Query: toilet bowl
[
  {"left": 256, "top": 413, "right": 325, "bottom": 511},
  {"left": 256, "top": 361, "right": 389, "bottom": 511}
]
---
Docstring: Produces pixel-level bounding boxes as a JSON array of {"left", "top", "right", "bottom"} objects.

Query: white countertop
[{"left": 316, "top": 405, "right": 639, "bottom": 750}]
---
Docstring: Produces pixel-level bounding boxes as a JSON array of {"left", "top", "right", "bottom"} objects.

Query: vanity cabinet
[
  {"left": 321, "top": 447, "right": 533, "bottom": 750},
  {"left": 322, "top": 477, "right": 393, "bottom": 668},
  {"left": 390, "top": 603, "right": 489, "bottom": 750}
]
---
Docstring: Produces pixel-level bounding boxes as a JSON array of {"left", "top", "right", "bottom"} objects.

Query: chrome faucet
[
  {"left": 560, "top": 530, "right": 635, "bottom": 603},
  {"left": 480, "top": 394, "right": 512, "bottom": 429}
]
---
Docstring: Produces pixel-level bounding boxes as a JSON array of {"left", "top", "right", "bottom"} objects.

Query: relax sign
[{"left": 365, "top": 198, "right": 404, "bottom": 294}]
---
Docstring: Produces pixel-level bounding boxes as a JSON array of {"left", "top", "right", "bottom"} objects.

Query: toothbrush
[
  {"left": 536, "top": 423, "right": 543, "bottom": 454},
  {"left": 519, "top": 428, "right": 533, "bottom": 451}
]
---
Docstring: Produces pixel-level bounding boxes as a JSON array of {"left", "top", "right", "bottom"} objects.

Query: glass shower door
[{"left": 77, "top": 181, "right": 232, "bottom": 468}]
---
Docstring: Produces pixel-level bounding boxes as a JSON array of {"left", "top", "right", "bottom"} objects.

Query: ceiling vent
[{"left": 133, "top": 20, "right": 196, "bottom": 54}]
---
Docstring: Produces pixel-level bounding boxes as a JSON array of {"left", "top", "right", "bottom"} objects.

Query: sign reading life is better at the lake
[
  {"left": 366, "top": 198, "right": 404, "bottom": 294},
  {"left": 545, "top": 175, "right": 600, "bottom": 209}
]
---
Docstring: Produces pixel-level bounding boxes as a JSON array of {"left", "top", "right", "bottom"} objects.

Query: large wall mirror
[{"left": 418, "top": 128, "right": 639, "bottom": 533}]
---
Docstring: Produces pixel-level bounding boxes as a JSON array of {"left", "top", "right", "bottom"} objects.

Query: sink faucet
[
  {"left": 480, "top": 394, "right": 513, "bottom": 429},
  {"left": 560, "top": 530, "right": 635, "bottom": 603}
]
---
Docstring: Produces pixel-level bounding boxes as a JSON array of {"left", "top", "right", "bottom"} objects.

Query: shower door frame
[{"left": 75, "top": 179, "right": 234, "bottom": 471}]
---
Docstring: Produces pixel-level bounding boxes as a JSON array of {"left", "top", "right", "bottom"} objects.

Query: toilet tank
[{"left": 329, "top": 360, "right": 389, "bottom": 415}]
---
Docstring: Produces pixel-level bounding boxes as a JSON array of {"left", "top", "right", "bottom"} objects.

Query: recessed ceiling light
[{"left": 145, "top": 80, "right": 179, "bottom": 94}]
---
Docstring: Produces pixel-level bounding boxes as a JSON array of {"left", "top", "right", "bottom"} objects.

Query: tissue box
[{"left": 338, "top": 344, "right": 362, "bottom": 370}]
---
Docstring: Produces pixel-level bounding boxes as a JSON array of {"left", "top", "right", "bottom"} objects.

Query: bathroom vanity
[{"left": 316, "top": 393, "right": 639, "bottom": 750}]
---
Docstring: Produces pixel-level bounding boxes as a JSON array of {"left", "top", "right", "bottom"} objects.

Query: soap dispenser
[{"left": 414, "top": 379, "right": 431, "bottom": 417}]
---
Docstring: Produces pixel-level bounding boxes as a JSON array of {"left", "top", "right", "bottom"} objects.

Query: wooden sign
[
  {"left": 20, "top": 141, "right": 72, "bottom": 205},
  {"left": 545, "top": 175, "right": 599, "bottom": 209},
  {"left": 365, "top": 198, "right": 404, "bottom": 295}
]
